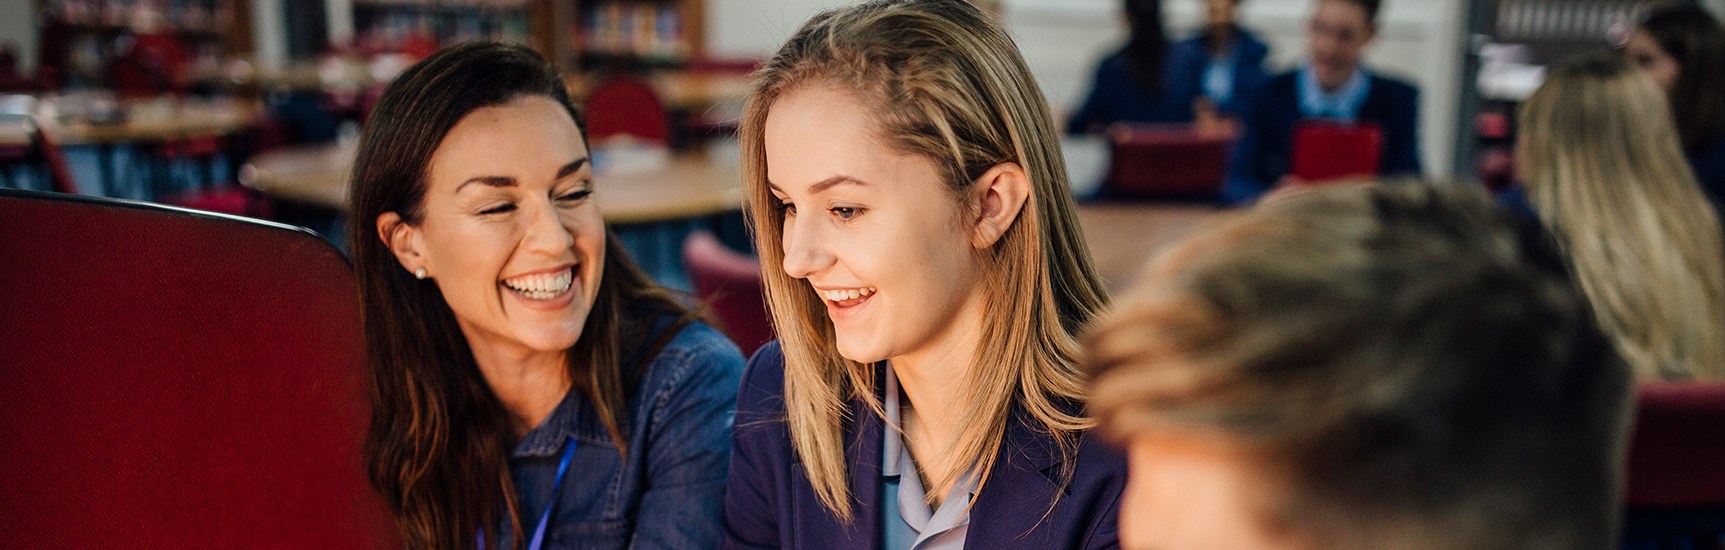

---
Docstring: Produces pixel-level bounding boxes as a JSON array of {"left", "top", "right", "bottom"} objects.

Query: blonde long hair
[
  {"left": 739, "top": 0, "right": 1110, "bottom": 519},
  {"left": 1518, "top": 52, "right": 1725, "bottom": 380}
]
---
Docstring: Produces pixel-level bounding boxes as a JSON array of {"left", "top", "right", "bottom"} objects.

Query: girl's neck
[
  {"left": 471, "top": 344, "right": 573, "bottom": 437},
  {"left": 889, "top": 287, "right": 988, "bottom": 500}
]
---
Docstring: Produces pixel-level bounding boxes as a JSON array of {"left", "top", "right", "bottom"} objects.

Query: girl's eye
[
  {"left": 480, "top": 203, "right": 516, "bottom": 215},
  {"left": 831, "top": 206, "right": 859, "bottom": 220},
  {"left": 775, "top": 201, "right": 797, "bottom": 216},
  {"left": 557, "top": 189, "right": 593, "bottom": 202}
]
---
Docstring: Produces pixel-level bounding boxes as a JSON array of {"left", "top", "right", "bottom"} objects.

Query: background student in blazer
[
  {"left": 1068, "top": 0, "right": 1268, "bottom": 133},
  {"left": 723, "top": 1, "right": 1126, "bottom": 548},
  {"left": 350, "top": 42, "right": 743, "bottom": 550},
  {"left": 1626, "top": 4, "right": 1725, "bottom": 211},
  {"left": 1224, "top": 0, "right": 1421, "bottom": 204}
]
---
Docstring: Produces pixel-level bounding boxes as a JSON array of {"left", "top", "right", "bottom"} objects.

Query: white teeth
[
  {"left": 818, "top": 287, "right": 876, "bottom": 302},
  {"left": 503, "top": 267, "right": 575, "bottom": 300}
]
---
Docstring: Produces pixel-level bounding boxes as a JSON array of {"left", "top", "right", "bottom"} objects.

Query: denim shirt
[{"left": 500, "top": 319, "right": 744, "bottom": 550}]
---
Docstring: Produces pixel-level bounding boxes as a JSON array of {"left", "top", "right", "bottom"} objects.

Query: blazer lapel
[
  {"left": 801, "top": 367, "right": 886, "bottom": 549},
  {"left": 965, "top": 408, "right": 1070, "bottom": 549}
]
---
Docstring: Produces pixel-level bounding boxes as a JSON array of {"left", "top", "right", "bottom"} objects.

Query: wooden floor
[{"left": 1076, "top": 202, "right": 1230, "bottom": 294}]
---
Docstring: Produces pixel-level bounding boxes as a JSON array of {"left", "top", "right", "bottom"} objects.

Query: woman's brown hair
[
  {"left": 348, "top": 41, "right": 689, "bottom": 549},
  {"left": 1638, "top": 4, "right": 1725, "bottom": 150}
]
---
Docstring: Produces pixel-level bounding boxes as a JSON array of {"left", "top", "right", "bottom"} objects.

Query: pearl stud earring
[{"left": 415, "top": 267, "right": 427, "bottom": 279}]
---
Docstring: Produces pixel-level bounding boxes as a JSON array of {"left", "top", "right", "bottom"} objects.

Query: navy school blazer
[
  {"left": 721, "top": 341, "right": 1127, "bottom": 549},
  {"left": 1224, "top": 69, "right": 1422, "bottom": 204}
]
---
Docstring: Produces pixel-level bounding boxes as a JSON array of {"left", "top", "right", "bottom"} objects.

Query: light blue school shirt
[
  {"left": 882, "top": 364, "right": 977, "bottom": 550},
  {"left": 1298, "top": 65, "right": 1372, "bottom": 120}
]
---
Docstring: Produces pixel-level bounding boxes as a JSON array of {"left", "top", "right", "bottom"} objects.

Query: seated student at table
[
  {"left": 1085, "top": 183, "right": 1632, "bottom": 550},
  {"left": 1626, "top": 4, "right": 1725, "bottom": 209},
  {"left": 348, "top": 42, "right": 743, "bottom": 550},
  {"left": 1224, "top": 0, "right": 1420, "bottom": 204},
  {"left": 724, "top": 1, "right": 1125, "bottom": 548},
  {"left": 1068, "top": 0, "right": 1188, "bottom": 132},
  {"left": 1167, "top": 0, "right": 1269, "bottom": 120},
  {"left": 1516, "top": 52, "right": 1725, "bottom": 381}
]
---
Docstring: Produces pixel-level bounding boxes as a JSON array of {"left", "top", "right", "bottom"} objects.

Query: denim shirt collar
[
  {"left": 1298, "top": 64, "right": 1372, "bottom": 120},
  {"left": 511, "top": 386, "right": 613, "bottom": 458}
]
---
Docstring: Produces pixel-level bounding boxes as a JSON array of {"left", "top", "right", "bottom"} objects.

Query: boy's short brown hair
[{"left": 1086, "top": 183, "right": 1632, "bottom": 549}]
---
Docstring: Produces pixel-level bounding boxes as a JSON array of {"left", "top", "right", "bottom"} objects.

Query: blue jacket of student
[
  {"left": 1166, "top": 29, "right": 1270, "bottom": 118},
  {"left": 721, "top": 341, "right": 1127, "bottom": 550},
  {"left": 1224, "top": 69, "right": 1423, "bottom": 204},
  {"left": 1067, "top": 30, "right": 1269, "bottom": 135},
  {"left": 1688, "top": 136, "right": 1725, "bottom": 210},
  {"left": 497, "top": 319, "right": 744, "bottom": 550}
]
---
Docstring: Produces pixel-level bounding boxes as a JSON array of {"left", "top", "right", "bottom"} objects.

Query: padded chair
[
  {"left": 1289, "top": 121, "right": 1383, "bottom": 183},
  {"left": 1102, "top": 123, "right": 1231, "bottom": 200},
  {"left": 585, "top": 76, "right": 671, "bottom": 144},
  {"left": 1621, "top": 382, "right": 1725, "bottom": 544},
  {"left": 0, "top": 189, "right": 398, "bottom": 550},
  {"left": 683, "top": 230, "right": 772, "bottom": 356}
]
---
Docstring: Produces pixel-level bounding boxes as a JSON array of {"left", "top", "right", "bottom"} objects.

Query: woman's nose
[
  {"left": 780, "top": 215, "right": 834, "bottom": 279},
  {"left": 522, "top": 199, "right": 576, "bottom": 255}
]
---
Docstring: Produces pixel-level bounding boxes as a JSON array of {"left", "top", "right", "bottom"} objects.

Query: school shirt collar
[
  {"left": 883, "top": 362, "right": 977, "bottom": 546},
  {"left": 1298, "top": 64, "right": 1372, "bottom": 120}
]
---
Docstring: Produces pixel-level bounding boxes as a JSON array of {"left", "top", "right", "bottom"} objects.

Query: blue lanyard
[{"left": 479, "top": 439, "right": 579, "bottom": 550}]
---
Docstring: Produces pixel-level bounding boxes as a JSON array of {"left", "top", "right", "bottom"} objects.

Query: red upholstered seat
[
  {"left": 1289, "top": 121, "right": 1383, "bottom": 183},
  {"left": 1625, "top": 382, "right": 1725, "bottom": 508},
  {"left": 0, "top": 189, "right": 398, "bottom": 550},
  {"left": 585, "top": 76, "right": 671, "bottom": 144},
  {"left": 683, "top": 230, "right": 772, "bottom": 356},
  {"left": 1103, "top": 123, "right": 1231, "bottom": 200}
]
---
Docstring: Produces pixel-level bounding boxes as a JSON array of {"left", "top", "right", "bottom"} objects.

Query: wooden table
[
  {"left": 240, "top": 143, "right": 743, "bottom": 224},
  {"left": 1076, "top": 202, "right": 1229, "bottom": 294}
]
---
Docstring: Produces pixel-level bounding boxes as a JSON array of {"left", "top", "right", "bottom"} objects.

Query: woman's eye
[
  {"left": 557, "top": 189, "right": 593, "bottom": 202},
  {"left": 775, "top": 201, "right": 797, "bottom": 216},
  {"left": 480, "top": 203, "right": 517, "bottom": 215},
  {"left": 831, "top": 206, "right": 859, "bottom": 220}
]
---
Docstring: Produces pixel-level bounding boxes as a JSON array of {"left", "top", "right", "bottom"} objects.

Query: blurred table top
[
  {"left": 240, "top": 143, "right": 743, "bottom": 225},
  {"left": 0, "top": 98, "right": 259, "bottom": 147},
  {"left": 1075, "top": 202, "right": 1228, "bottom": 294}
]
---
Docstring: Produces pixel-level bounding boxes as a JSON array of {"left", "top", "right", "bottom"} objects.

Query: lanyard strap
[{"left": 479, "top": 439, "right": 579, "bottom": 550}]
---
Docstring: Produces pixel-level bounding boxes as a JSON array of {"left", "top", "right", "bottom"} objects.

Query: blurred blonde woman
[
  {"left": 1517, "top": 52, "right": 1725, "bottom": 380},
  {"left": 720, "top": 1, "right": 1125, "bottom": 548}
]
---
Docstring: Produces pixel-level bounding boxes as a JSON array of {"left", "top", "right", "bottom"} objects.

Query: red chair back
[
  {"left": 0, "top": 189, "right": 399, "bottom": 550},
  {"left": 1103, "top": 123, "right": 1231, "bottom": 200},
  {"left": 683, "top": 230, "right": 772, "bottom": 356},
  {"left": 1289, "top": 121, "right": 1382, "bottom": 182},
  {"left": 1625, "top": 382, "right": 1725, "bottom": 508},
  {"left": 585, "top": 76, "right": 670, "bottom": 144}
]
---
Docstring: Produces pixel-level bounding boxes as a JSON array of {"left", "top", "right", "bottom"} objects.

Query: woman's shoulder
[{"left": 636, "top": 317, "right": 746, "bottom": 405}]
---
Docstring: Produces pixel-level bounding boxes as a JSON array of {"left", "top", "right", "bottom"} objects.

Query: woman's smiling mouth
[
  {"left": 502, "top": 266, "right": 575, "bottom": 301},
  {"left": 817, "top": 286, "right": 875, "bottom": 308}
]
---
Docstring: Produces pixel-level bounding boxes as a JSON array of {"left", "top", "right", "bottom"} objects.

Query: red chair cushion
[
  {"left": 0, "top": 190, "right": 398, "bottom": 549},
  {"left": 1104, "top": 123, "right": 1231, "bottom": 200},
  {"left": 683, "top": 230, "right": 772, "bottom": 356},
  {"left": 585, "top": 77, "right": 670, "bottom": 144},
  {"left": 1624, "top": 382, "right": 1725, "bottom": 508},
  {"left": 1290, "top": 121, "right": 1383, "bottom": 182}
]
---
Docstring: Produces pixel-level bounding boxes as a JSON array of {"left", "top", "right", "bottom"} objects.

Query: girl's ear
[
  {"left": 970, "top": 161, "right": 1030, "bottom": 249},
  {"left": 377, "top": 212, "right": 432, "bottom": 278}
]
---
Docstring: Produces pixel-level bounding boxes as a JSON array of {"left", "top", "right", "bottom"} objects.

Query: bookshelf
[
  {"left": 569, "top": 0, "right": 704, "bottom": 70},
  {"left": 39, "top": 0, "right": 240, "bottom": 89}
]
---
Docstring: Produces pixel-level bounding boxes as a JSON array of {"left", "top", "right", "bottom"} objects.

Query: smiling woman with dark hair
[{"left": 348, "top": 41, "right": 743, "bottom": 550}]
